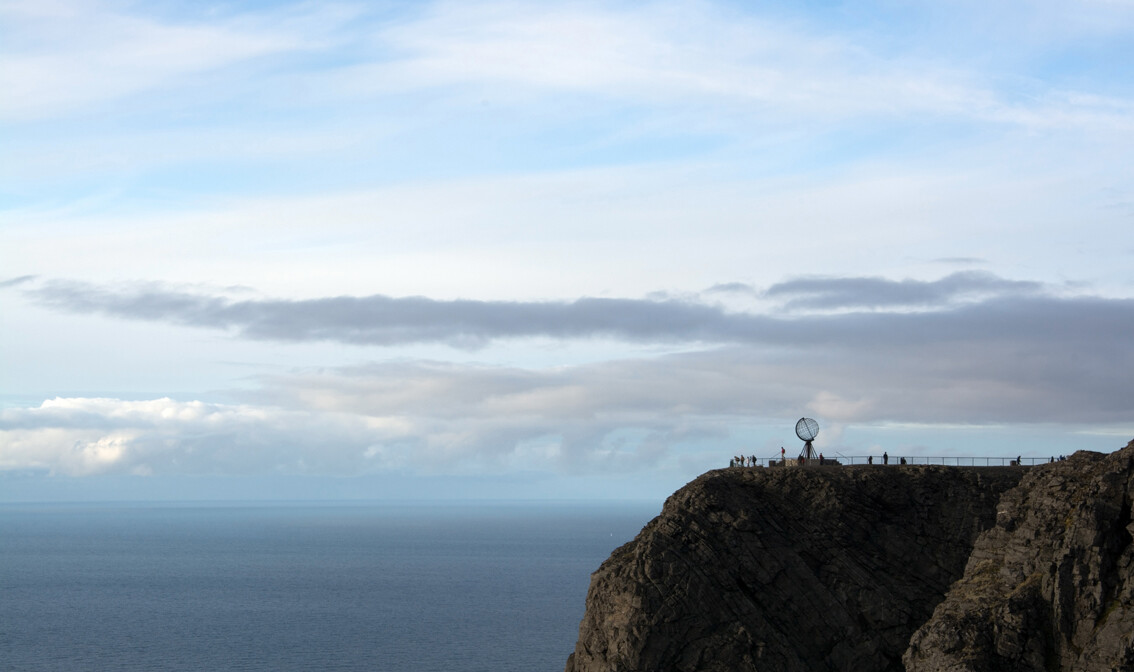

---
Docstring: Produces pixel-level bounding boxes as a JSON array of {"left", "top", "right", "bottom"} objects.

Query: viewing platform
[
  {"left": 732, "top": 419, "right": 1062, "bottom": 470},
  {"left": 736, "top": 455, "right": 1055, "bottom": 468}
]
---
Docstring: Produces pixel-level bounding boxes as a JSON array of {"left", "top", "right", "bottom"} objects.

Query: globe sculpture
[{"left": 795, "top": 417, "right": 820, "bottom": 462}]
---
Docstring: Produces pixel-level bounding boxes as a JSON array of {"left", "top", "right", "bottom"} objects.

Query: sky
[{"left": 2, "top": 0, "right": 1133, "bottom": 502}]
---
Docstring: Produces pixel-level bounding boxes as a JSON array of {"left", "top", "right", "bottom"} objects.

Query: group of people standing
[
  {"left": 729, "top": 450, "right": 1043, "bottom": 469},
  {"left": 728, "top": 448, "right": 832, "bottom": 468},
  {"left": 729, "top": 448, "right": 830, "bottom": 468}
]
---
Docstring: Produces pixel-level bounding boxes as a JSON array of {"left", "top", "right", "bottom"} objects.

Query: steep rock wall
[
  {"left": 905, "top": 441, "right": 1134, "bottom": 672},
  {"left": 565, "top": 464, "right": 1025, "bottom": 672}
]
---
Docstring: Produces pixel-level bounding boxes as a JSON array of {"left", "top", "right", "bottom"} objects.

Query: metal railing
[{"left": 729, "top": 455, "right": 1064, "bottom": 468}]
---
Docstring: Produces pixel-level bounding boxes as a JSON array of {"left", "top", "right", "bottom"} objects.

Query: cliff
[
  {"left": 905, "top": 444, "right": 1134, "bottom": 671},
  {"left": 566, "top": 440, "right": 1134, "bottom": 672}
]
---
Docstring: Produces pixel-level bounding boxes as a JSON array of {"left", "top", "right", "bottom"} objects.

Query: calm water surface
[{"left": 0, "top": 501, "right": 656, "bottom": 672}]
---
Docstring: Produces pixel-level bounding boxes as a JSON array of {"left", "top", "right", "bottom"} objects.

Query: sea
[{"left": 0, "top": 501, "right": 658, "bottom": 672}]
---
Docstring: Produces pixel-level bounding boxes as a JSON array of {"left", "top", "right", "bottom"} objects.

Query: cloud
[
  {"left": 3, "top": 0, "right": 1132, "bottom": 206},
  {"left": 25, "top": 279, "right": 745, "bottom": 347},
  {"left": 18, "top": 274, "right": 1130, "bottom": 354},
  {"left": 807, "top": 392, "right": 875, "bottom": 422},
  {"left": 237, "top": 317, "right": 1131, "bottom": 465},
  {"left": 0, "top": 392, "right": 698, "bottom": 477},
  {"left": 0, "top": 275, "right": 37, "bottom": 288},
  {"left": 4, "top": 273, "right": 1131, "bottom": 478},
  {"left": 5, "top": 305, "right": 1128, "bottom": 477},
  {"left": 932, "top": 257, "right": 986, "bottom": 266},
  {"left": 764, "top": 271, "right": 1044, "bottom": 311},
  {"left": 365, "top": 0, "right": 1134, "bottom": 132},
  {"left": 703, "top": 282, "right": 758, "bottom": 296},
  {"left": 0, "top": 0, "right": 330, "bottom": 121},
  {"left": 16, "top": 0, "right": 1118, "bottom": 132},
  {"left": 17, "top": 275, "right": 1127, "bottom": 405},
  {"left": 250, "top": 323, "right": 1129, "bottom": 427},
  {"left": 0, "top": 397, "right": 406, "bottom": 476}
]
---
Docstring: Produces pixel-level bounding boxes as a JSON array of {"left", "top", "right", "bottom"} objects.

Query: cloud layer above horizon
[
  {"left": 2, "top": 0, "right": 1132, "bottom": 495},
  {"left": 3, "top": 272, "right": 1131, "bottom": 478}
]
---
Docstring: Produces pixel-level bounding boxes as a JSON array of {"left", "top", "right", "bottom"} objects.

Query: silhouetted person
[
  {"left": 883, "top": 452, "right": 889, "bottom": 465},
  {"left": 900, "top": 457, "right": 906, "bottom": 465},
  {"left": 868, "top": 455, "right": 873, "bottom": 465}
]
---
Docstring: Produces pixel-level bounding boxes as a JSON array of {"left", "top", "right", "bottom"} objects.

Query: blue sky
[{"left": 2, "top": 0, "right": 1132, "bottom": 501}]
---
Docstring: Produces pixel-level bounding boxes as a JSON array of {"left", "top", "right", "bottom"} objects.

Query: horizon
[{"left": 2, "top": 0, "right": 1132, "bottom": 502}]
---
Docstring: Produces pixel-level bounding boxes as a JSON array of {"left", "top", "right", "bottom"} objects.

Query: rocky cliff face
[
  {"left": 566, "top": 440, "right": 1134, "bottom": 672},
  {"left": 565, "top": 463, "right": 1025, "bottom": 672},
  {"left": 905, "top": 443, "right": 1134, "bottom": 672}
]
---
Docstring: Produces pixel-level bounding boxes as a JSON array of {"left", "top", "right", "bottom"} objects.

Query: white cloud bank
[
  {"left": 0, "top": 397, "right": 407, "bottom": 477},
  {"left": 0, "top": 391, "right": 697, "bottom": 478}
]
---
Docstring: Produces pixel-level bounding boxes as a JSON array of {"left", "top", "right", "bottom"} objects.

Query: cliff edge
[{"left": 566, "top": 440, "right": 1134, "bottom": 672}]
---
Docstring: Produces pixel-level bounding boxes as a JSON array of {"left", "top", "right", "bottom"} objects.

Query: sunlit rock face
[{"left": 566, "top": 440, "right": 1134, "bottom": 672}]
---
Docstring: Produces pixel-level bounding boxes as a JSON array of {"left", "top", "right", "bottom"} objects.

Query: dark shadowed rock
[
  {"left": 904, "top": 440, "right": 1134, "bottom": 672},
  {"left": 565, "top": 463, "right": 1025, "bottom": 672}
]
